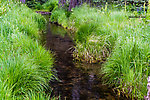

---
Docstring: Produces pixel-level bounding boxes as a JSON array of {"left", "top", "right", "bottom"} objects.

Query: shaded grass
[{"left": 0, "top": 1, "right": 55, "bottom": 99}]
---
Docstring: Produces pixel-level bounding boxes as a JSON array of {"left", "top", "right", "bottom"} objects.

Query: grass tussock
[
  {"left": 0, "top": 1, "right": 55, "bottom": 99},
  {"left": 50, "top": 4, "right": 150, "bottom": 99}
]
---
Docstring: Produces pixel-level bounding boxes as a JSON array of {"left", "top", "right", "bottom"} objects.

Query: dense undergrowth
[
  {"left": 26, "top": 0, "right": 58, "bottom": 12},
  {"left": 0, "top": 1, "right": 55, "bottom": 99},
  {"left": 50, "top": 4, "right": 150, "bottom": 99}
]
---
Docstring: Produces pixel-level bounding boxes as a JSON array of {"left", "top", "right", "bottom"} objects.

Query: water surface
[{"left": 44, "top": 22, "right": 122, "bottom": 100}]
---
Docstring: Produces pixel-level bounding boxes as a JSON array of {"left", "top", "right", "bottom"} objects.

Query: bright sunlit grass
[{"left": 0, "top": 1, "right": 55, "bottom": 99}]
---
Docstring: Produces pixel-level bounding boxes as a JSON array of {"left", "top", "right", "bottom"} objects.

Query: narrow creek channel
[{"left": 43, "top": 22, "right": 124, "bottom": 100}]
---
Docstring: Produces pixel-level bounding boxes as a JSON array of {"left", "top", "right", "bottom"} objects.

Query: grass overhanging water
[
  {"left": 1, "top": 0, "right": 149, "bottom": 99},
  {"left": 50, "top": 4, "right": 150, "bottom": 99},
  {"left": 0, "top": 1, "right": 55, "bottom": 99}
]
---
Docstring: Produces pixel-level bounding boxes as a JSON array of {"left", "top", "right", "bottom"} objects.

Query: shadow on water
[{"left": 43, "top": 22, "right": 125, "bottom": 100}]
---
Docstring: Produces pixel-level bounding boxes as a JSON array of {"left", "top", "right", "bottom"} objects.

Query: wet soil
[{"left": 44, "top": 22, "right": 122, "bottom": 100}]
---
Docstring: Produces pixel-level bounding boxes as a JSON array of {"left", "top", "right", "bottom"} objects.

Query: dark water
[{"left": 44, "top": 22, "right": 122, "bottom": 100}]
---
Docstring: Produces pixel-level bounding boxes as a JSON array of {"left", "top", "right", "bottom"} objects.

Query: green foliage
[
  {"left": 75, "top": 23, "right": 97, "bottom": 43},
  {"left": 42, "top": 0, "right": 58, "bottom": 12},
  {"left": 0, "top": 1, "right": 55, "bottom": 99},
  {"left": 26, "top": 0, "right": 58, "bottom": 12},
  {"left": 68, "top": 5, "right": 127, "bottom": 63},
  {"left": 102, "top": 18, "right": 150, "bottom": 98},
  {"left": 2, "top": 4, "right": 46, "bottom": 39},
  {"left": 23, "top": 91, "right": 56, "bottom": 100},
  {"left": 26, "top": 0, "right": 48, "bottom": 9},
  {"left": 68, "top": 5, "right": 100, "bottom": 28},
  {"left": 147, "top": 0, "right": 150, "bottom": 21},
  {"left": 0, "top": 1, "right": 12, "bottom": 16},
  {"left": 51, "top": 8, "right": 68, "bottom": 27},
  {"left": 103, "top": 36, "right": 150, "bottom": 98},
  {"left": 50, "top": 4, "right": 150, "bottom": 99}
]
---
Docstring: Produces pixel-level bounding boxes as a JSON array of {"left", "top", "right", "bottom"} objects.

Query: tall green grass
[
  {"left": 50, "top": 4, "right": 150, "bottom": 99},
  {"left": 0, "top": 1, "right": 55, "bottom": 99}
]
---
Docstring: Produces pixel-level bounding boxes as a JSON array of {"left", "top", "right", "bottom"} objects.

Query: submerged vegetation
[
  {"left": 50, "top": 1, "right": 150, "bottom": 99},
  {"left": 0, "top": 1, "right": 55, "bottom": 99}
]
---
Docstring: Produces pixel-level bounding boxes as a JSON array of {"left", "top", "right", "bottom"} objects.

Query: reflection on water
[
  {"left": 72, "top": 81, "right": 80, "bottom": 100},
  {"left": 44, "top": 22, "right": 123, "bottom": 100},
  {"left": 49, "top": 23, "right": 67, "bottom": 37}
]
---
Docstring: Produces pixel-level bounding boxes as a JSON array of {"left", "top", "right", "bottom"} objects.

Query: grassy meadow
[
  {"left": 50, "top": 4, "right": 150, "bottom": 99},
  {"left": 0, "top": 1, "right": 55, "bottom": 99}
]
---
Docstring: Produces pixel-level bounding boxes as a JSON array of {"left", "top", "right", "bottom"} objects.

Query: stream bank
[{"left": 43, "top": 22, "right": 126, "bottom": 100}]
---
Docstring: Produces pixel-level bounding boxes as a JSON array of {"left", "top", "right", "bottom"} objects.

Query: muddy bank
[{"left": 43, "top": 22, "right": 125, "bottom": 100}]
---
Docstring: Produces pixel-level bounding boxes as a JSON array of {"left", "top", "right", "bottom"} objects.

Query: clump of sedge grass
[{"left": 0, "top": 1, "right": 55, "bottom": 99}]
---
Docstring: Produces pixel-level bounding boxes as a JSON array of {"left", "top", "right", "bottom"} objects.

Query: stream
[{"left": 43, "top": 22, "right": 124, "bottom": 100}]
